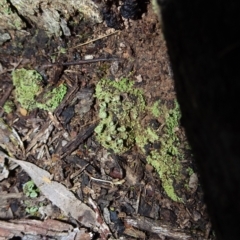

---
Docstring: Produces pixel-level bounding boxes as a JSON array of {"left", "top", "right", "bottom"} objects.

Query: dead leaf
[
  {"left": 19, "top": 107, "right": 28, "bottom": 116},
  {"left": 0, "top": 151, "right": 97, "bottom": 228}
]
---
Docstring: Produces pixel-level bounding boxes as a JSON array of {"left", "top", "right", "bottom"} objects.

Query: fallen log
[{"left": 157, "top": 0, "right": 240, "bottom": 239}]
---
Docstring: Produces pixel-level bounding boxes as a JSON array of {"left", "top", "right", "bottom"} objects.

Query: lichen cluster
[
  {"left": 147, "top": 102, "right": 183, "bottom": 202},
  {"left": 95, "top": 78, "right": 183, "bottom": 201},
  {"left": 95, "top": 78, "right": 153, "bottom": 153},
  {"left": 0, "top": 0, "right": 26, "bottom": 30},
  {"left": 12, "top": 68, "right": 67, "bottom": 112},
  {"left": 3, "top": 100, "right": 14, "bottom": 113}
]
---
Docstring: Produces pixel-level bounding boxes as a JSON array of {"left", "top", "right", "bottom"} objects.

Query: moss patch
[
  {"left": 12, "top": 68, "right": 67, "bottom": 112},
  {"left": 95, "top": 78, "right": 184, "bottom": 202}
]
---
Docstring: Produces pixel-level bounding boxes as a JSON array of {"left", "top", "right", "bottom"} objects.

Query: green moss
[
  {"left": 12, "top": 68, "right": 67, "bottom": 112},
  {"left": 95, "top": 78, "right": 184, "bottom": 201},
  {"left": 3, "top": 100, "right": 15, "bottom": 113}
]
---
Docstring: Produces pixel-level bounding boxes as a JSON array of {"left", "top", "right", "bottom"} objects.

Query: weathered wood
[
  {"left": 158, "top": 0, "right": 240, "bottom": 239},
  {"left": 0, "top": 0, "right": 102, "bottom": 36}
]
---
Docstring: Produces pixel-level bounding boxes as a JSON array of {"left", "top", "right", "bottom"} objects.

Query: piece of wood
[
  {"left": 124, "top": 216, "right": 192, "bottom": 239},
  {"left": 0, "top": 0, "right": 102, "bottom": 36},
  {"left": 157, "top": 0, "right": 240, "bottom": 239}
]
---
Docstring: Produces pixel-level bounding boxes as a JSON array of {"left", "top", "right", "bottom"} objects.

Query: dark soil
[{"left": 0, "top": 2, "right": 215, "bottom": 240}]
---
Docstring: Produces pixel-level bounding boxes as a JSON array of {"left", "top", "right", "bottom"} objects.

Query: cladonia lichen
[
  {"left": 12, "top": 68, "right": 67, "bottom": 112},
  {"left": 147, "top": 101, "right": 183, "bottom": 202},
  {"left": 0, "top": 0, "right": 26, "bottom": 30},
  {"left": 150, "top": 100, "right": 161, "bottom": 118},
  {"left": 95, "top": 78, "right": 147, "bottom": 153},
  {"left": 36, "top": 84, "right": 67, "bottom": 111},
  {"left": 3, "top": 100, "right": 14, "bottom": 114},
  {"left": 95, "top": 78, "right": 184, "bottom": 202}
]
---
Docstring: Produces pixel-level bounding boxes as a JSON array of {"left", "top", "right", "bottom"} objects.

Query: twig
[
  {"left": 42, "top": 58, "right": 119, "bottom": 68},
  {"left": 86, "top": 172, "right": 115, "bottom": 187},
  {"left": 88, "top": 198, "right": 111, "bottom": 240},
  {"left": 0, "top": 219, "right": 73, "bottom": 238},
  {"left": 124, "top": 216, "right": 194, "bottom": 240},
  {"left": 71, "top": 30, "right": 120, "bottom": 49},
  {"left": 0, "top": 193, "right": 23, "bottom": 200},
  {"left": 0, "top": 58, "right": 23, "bottom": 75},
  {"left": 84, "top": 170, "right": 125, "bottom": 187},
  {"left": 0, "top": 85, "right": 13, "bottom": 117},
  {"left": 59, "top": 123, "right": 98, "bottom": 158}
]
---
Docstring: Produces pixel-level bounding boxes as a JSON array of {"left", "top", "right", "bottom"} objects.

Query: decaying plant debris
[{"left": 0, "top": 1, "right": 214, "bottom": 240}]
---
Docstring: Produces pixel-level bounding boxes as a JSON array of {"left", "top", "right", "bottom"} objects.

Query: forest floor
[{"left": 0, "top": 2, "right": 215, "bottom": 240}]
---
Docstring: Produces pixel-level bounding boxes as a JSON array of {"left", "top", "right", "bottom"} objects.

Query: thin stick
[
  {"left": 42, "top": 57, "right": 118, "bottom": 68},
  {"left": 71, "top": 30, "right": 120, "bottom": 49},
  {"left": 0, "top": 85, "right": 14, "bottom": 117}
]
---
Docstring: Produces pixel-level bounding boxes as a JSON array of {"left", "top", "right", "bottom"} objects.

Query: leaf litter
[{"left": 0, "top": 1, "right": 215, "bottom": 239}]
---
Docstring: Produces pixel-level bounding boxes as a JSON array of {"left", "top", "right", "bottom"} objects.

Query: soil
[{"left": 0, "top": 2, "right": 215, "bottom": 240}]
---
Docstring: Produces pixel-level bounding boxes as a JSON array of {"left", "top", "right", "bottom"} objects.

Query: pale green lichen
[
  {"left": 36, "top": 84, "right": 67, "bottom": 112},
  {"left": 146, "top": 101, "right": 183, "bottom": 202},
  {"left": 95, "top": 78, "right": 183, "bottom": 201},
  {"left": 95, "top": 78, "right": 146, "bottom": 153},
  {"left": 187, "top": 167, "right": 194, "bottom": 176},
  {"left": 135, "top": 127, "right": 159, "bottom": 151},
  {"left": 150, "top": 100, "right": 161, "bottom": 118},
  {"left": 12, "top": 69, "right": 43, "bottom": 110},
  {"left": 3, "top": 100, "right": 15, "bottom": 114},
  {"left": 12, "top": 68, "right": 67, "bottom": 112},
  {"left": 0, "top": 0, "right": 26, "bottom": 30}
]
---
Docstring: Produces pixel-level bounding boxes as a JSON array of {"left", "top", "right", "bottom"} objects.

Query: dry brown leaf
[
  {"left": 0, "top": 151, "right": 97, "bottom": 228},
  {"left": 19, "top": 107, "right": 28, "bottom": 116}
]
